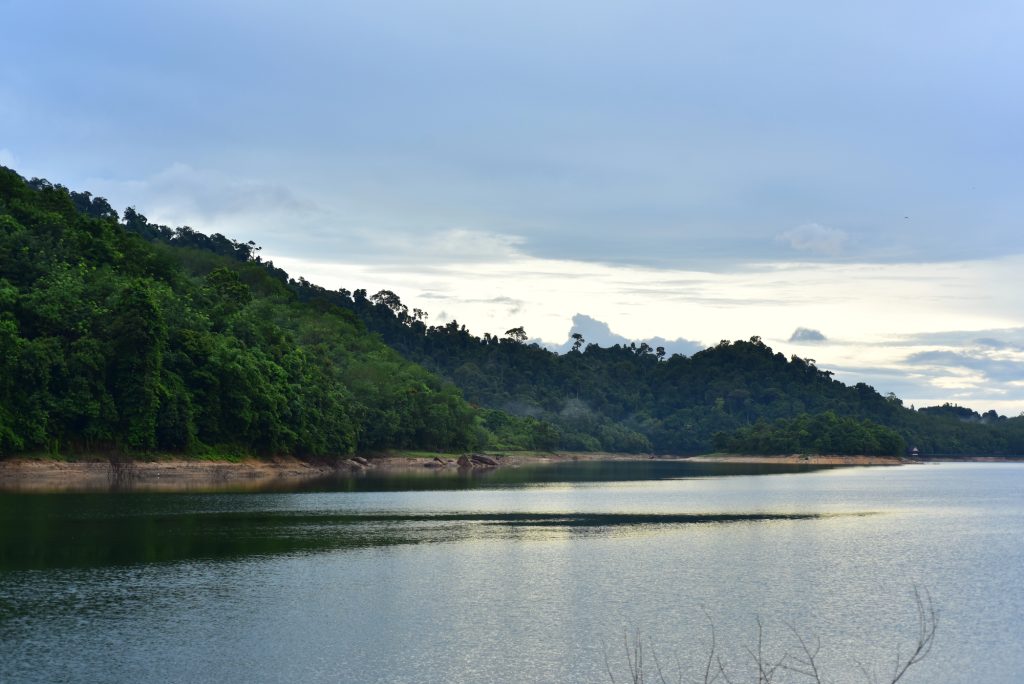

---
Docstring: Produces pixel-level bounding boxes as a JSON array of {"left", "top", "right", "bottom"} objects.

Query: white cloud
[
  {"left": 356, "top": 227, "right": 527, "bottom": 264},
  {"left": 776, "top": 223, "right": 848, "bottom": 255},
  {"left": 543, "top": 313, "right": 703, "bottom": 356},
  {"left": 789, "top": 327, "right": 827, "bottom": 343}
]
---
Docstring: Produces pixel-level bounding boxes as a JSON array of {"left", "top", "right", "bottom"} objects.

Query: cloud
[
  {"left": 362, "top": 227, "right": 526, "bottom": 264},
  {"left": 974, "top": 337, "right": 1013, "bottom": 350},
  {"left": 547, "top": 313, "right": 703, "bottom": 357},
  {"left": 889, "top": 327, "right": 1024, "bottom": 350},
  {"left": 789, "top": 327, "right": 827, "bottom": 343},
  {"left": 776, "top": 223, "right": 848, "bottom": 256},
  {"left": 904, "top": 349, "right": 1024, "bottom": 384}
]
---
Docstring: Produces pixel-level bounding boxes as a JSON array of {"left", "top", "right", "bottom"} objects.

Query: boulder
[{"left": 471, "top": 454, "right": 499, "bottom": 467}]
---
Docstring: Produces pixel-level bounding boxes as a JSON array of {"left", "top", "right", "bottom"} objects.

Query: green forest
[
  {"left": 713, "top": 412, "right": 907, "bottom": 456},
  {"left": 2, "top": 165, "right": 1023, "bottom": 459},
  {"left": 0, "top": 167, "right": 480, "bottom": 458}
]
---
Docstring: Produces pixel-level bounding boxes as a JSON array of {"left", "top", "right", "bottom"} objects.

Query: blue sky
[{"left": 3, "top": 0, "right": 1023, "bottom": 412}]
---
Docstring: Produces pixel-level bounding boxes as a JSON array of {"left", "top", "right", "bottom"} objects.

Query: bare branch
[
  {"left": 701, "top": 608, "right": 719, "bottom": 684},
  {"left": 781, "top": 622, "right": 824, "bottom": 684},
  {"left": 604, "top": 638, "right": 618, "bottom": 684},
  {"left": 606, "top": 589, "right": 936, "bottom": 684},
  {"left": 887, "top": 587, "right": 937, "bottom": 684},
  {"left": 716, "top": 654, "right": 735, "bottom": 684}
]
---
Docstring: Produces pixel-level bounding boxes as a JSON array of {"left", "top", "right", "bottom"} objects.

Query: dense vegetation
[
  {"left": 3, "top": 164, "right": 1023, "bottom": 458},
  {"left": 713, "top": 411, "right": 907, "bottom": 456},
  {"left": 0, "top": 166, "right": 485, "bottom": 458}
]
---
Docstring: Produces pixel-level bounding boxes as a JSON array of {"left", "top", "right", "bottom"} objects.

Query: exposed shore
[
  {"left": 687, "top": 453, "right": 906, "bottom": 465},
  {"left": 0, "top": 451, "right": 1015, "bottom": 492},
  {"left": 0, "top": 451, "right": 655, "bottom": 492}
]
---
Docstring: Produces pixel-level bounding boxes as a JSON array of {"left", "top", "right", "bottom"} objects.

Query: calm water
[{"left": 1, "top": 462, "right": 1022, "bottom": 683}]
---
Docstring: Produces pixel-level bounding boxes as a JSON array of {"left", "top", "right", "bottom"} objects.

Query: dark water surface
[{"left": 1, "top": 462, "right": 1021, "bottom": 682}]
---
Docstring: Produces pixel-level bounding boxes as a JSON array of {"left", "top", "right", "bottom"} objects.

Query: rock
[
  {"left": 457, "top": 455, "right": 473, "bottom": 468},
  {"left": 471, "top": 454, "right": 499, "bottom": 467},
  {"left": 352, "top": 456, "right": 370, "bottom": 467},
  {"left": 423, "top": 460, "right": 445, "bottom": 468}
]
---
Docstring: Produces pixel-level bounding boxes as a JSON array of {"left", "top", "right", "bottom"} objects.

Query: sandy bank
[
  {"left": 0, "top": 451, "right": 909, "bottom": 492},
  {"left": 0, "top": 457, "right": 338, "bottom": 492},
  {"left": 685, "top": 453, "right": 907, "bottom": 465}
]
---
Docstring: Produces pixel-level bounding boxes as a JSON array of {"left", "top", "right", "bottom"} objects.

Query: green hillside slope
[{"left": 0, "top": 167, "right": 484, "bottom": 458}]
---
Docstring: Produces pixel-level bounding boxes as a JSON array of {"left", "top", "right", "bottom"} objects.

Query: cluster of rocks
[
  {"left": 424, "top": 453, "right": 500, "bottom": 469},
  {"left": 335, "top": 453, "right": 503, "bottom": 471},
  {"left": 340, "top": 456, "right": 371, "bottom": 470}
]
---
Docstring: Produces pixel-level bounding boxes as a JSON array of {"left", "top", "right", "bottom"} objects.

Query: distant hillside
[
  {"left": 5, "top": 165, "right": 1022, "bottom": 458},
  {"left": 261, "top": 278, "right": 1020, "bottom": 456}
]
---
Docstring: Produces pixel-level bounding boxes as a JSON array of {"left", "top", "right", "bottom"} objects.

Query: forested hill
[
  {"left": 4, "top": 165, "right": 1023, "bottom": 458},
  {"left": 305, "top": 287, "right": 1024, "bottom": 455},
  {"left": 0, "top": 166, "right": 486, "bottom": 457},
  {"left": 242, "top": 262, "right": 1020, "bottom": 456}
]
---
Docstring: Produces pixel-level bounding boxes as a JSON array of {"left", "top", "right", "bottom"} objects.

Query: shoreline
[{"left": 0, "top": 451, "right": 1017, "bottom": 492}]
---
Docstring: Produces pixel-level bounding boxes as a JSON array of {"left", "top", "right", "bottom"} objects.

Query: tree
[
  {"left": 371, "top": 289, "right": 408, "bottom": 319},
  {"left": 504, "top": 326, "right": 527, "bottom": 343},
  {"left": 571, "top": 332, "right": 585, "bottom": 353},
  {"left": 108, "top": 280, "right": 167, "bottom": 450}
]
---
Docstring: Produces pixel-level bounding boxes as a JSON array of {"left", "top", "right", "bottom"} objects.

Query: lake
[{"left": 1, "top": 461, "right": 1022, "bottom": 683}]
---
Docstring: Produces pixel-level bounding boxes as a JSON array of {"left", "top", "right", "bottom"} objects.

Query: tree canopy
[{"left": 0, "top": 167, "right": 485, "bottom": 457}]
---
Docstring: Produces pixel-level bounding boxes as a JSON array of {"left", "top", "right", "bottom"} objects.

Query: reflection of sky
[{"left": 3, "top": 0, "right": 1022, "bottom": 412}]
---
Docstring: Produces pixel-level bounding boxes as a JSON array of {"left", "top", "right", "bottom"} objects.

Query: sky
[{"left": 3, "top": 0, "right": 1023, "bottom": 413}]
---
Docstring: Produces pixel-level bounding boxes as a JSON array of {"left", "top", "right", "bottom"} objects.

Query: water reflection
[
  {"left": 1, "top": 464, "right": 1021, "bottom": 684},
  {"left": 0, "top": 489, "right": 856, "bottom": 570},
  {"left": 0, "top": 462, "right": 851, "bottom": 571}
]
